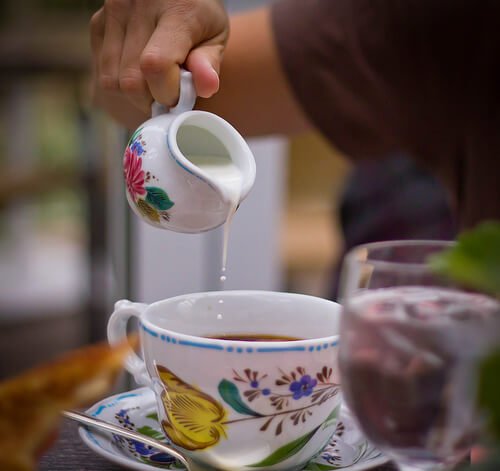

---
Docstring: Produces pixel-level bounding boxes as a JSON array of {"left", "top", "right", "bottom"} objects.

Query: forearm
[{"left": 197, "top": 7, "right": 311, "bottom": 137}]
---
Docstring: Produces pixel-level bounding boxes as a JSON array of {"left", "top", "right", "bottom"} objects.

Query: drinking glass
[{"left": 338, "top": 240, "right": 500, "bottom": 471}]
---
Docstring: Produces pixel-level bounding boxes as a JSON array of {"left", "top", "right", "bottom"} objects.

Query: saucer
[{"left": 79, "top": 388, "right": 388, "bottom": 471}]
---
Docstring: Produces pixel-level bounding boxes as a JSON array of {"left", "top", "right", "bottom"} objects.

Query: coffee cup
[{"left": 108, "top": 290, "right": 342, "bottom": 470}]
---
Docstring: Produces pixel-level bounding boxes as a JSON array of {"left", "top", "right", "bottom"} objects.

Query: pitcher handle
[
  {"left": 151, "top": 69, "right": 197, "bottom": 117},
  {"left": 107, "top": 299, "right": 151, "bottom": 386}
]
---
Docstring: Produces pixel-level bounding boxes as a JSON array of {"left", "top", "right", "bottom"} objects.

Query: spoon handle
[{"left": 62, "top": 409, "right": 191, "bottom": 470}]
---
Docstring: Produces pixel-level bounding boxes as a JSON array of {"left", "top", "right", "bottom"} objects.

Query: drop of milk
[
  {"left": 217, "top": 299, "right": 224, "bottom": 320},
  {"left": 187, "top": 154, "right": 243, "bottom": 289}
]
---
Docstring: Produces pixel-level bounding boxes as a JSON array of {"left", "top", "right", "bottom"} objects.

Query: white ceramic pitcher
[{"left": 123, "top": 70, "right": 256, "bottom": 233}]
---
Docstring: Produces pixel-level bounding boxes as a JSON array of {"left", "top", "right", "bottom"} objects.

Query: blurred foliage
[
  {"left": 477, "top": 348, "right": 500, "bottom": 444},
  {"left": 430, "top": 221, "right": 500, "bottom": 296},
  {"left": 431, "top": 222, "right": 500, "bottom": 470},
  {"left": 36, "top": 80, "right": 79, "bottom": 166},
  {"left": 0, "top": 80, "right": 86, "bottom": 235},
  {"left": 0, "top": 0, "right": 96, "bottom": 238},
  {"left": 34, "top": 80, "right": 86, "bottom": 230},
  {"left": 36, "top": 188, "right": 85, "bottom": 231}
]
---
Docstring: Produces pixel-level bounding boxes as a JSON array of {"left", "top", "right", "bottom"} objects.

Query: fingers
[
  {"left": 95, "top": 0, "right": 153, "bottom": 113},
  {"left": 91, "top": 1, "right": 152, "bottom": 118},
  {"left": 89, "top": 8, "right": 105, "bottom": 57},
  {"left": 186, "top": 43, "right": 224, "bottom": 98},
  {"left": 89, "top": 0, "right": 230, "bottom": 125},
  {"left": 119, "top": 8, "right": 154, "bottom": 113},
  {"left": 141, "top": 27, "right": 225, "bottom": 105},
  {"left": 140, "top": 16, "right": 194, "bottom": 107},
  {"left": 100, "top": 0, "right": 130, "bottom": 91}
]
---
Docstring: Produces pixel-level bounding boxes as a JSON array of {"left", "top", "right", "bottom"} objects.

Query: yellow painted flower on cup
[{"left": 156, "top": 365, "right": 228, "bottom": 451}]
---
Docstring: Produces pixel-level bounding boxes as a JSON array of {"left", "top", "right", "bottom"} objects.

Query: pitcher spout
[{"left": 168, "top": 111, "right": 256, "bottom": 203}]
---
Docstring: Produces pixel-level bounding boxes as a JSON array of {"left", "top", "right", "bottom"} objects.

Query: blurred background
[{"left": 0, "top": 0, "right": 351, "bottom": 379}]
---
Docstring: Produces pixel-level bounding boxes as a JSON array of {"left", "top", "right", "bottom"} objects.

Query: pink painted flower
[{"left": 124, "top": 146, "right": 146, "bottom": 199}]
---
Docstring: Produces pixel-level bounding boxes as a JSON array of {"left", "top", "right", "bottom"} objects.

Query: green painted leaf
[
  {"left": 146, "top": 186, "right": 174, "bottom": 211},
  {"left": 218, "top": 379, "right": 261, "bottom": 417},
  {"left": 140, "top": 456, "right": 182, "bottom": 468},
  {"left": 248, "top": 426, "right": 320, "bottom": 467},
  {"left": 146, "top": 412, "right": 159, "bottom": 422},
  {"left": 429, "top": 221, "right": 500, "bottom": 296},
  {"left": 127, "top": 127, "right": 143, "bottom": 147},
  {"left": 172, "top": 462, "right": 187, "bottom": 469},
  {"left": 322, "top": 404, "right": 341, "bottom": 429},
  {"left": 137, "top": 425, "right": 165, "bottom": 441}
]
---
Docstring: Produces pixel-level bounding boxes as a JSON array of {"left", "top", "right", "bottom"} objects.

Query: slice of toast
[{"left": 0, "top": 338, "right": 135, "bottom": 471}]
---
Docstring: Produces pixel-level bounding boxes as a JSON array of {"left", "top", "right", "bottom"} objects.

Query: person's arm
[
  {"left": 197, "top": 8, "right": 311, "bottom": 137},
  {"left": 90, "top": 1, "right": 310, "bottom": 136}
]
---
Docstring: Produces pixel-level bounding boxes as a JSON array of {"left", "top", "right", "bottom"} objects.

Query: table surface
[{"left": 39, "top": 419, "right": 398, "bottom": 471}]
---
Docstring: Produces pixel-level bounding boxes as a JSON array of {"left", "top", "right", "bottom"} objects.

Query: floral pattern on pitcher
[
  {"left": 155, "top": 365, "right": 341, "bottom": 467},
  {"left": 124, "top": 128, "right": 175, "bottom": 223}
]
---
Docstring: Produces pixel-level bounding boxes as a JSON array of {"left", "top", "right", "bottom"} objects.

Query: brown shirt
[{"left": 271, "top": 0, "right": 500, "bottom": 228}]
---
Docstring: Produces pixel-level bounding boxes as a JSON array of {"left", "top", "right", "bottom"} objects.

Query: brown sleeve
[{"left": 270, "top": 0, "right": 497, "bottom": 165}]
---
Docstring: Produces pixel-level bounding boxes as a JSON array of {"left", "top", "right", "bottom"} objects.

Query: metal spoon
[{"left": 62, "top": 409, "right": 194, "bottom": 470}]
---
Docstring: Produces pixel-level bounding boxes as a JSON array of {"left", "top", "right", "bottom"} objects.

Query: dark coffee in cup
[{"left": 205, "top": 334, "right": 303, "bottom": 342}]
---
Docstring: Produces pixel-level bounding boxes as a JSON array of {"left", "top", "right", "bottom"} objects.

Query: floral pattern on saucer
[{"left": 79, "top": 388, "right": 388, "bottom": 471}]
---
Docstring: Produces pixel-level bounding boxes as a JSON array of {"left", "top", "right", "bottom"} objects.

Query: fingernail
[{"left": 210, "top": 65, "right": 220, "bottom": 93}]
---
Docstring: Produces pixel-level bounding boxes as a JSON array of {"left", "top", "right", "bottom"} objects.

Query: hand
[{"left": 90, "top": 0, "right": 229, "bottom": 127}]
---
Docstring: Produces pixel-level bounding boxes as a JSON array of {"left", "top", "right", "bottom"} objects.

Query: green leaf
[
  {"left": 146, "top": 186, "right": 174, "bottom": 211},
  {"left": 172, "top": 462, "right": 187, "bottom": 469},
  {"left": 146, "top": 412, "right": 159, "bottom": 422},
  {"left": 429, "top": 222, "right": 500, "bottom": 467},
  {"left": 140, "top": 456, "right": 181, "bottom": 468},
  {"left": 127, "top": 127, "right": 143, "bottom": 147},
  {"left": 478, "top": 348, "right": 500, "bottom": 441},
  {"left": 429, "top": 221, "right": 500, "bottom": 296},
  {"left": 248, "top": 426, "right": 320, "bottom": 467},
  {"left": 322, "top": 404, "right": 341, "bottom": 429},
  {"left": 137, "top": 425, "right": 165, "bottom": 441},
  {"left": 218, "top": 380, "right": 261, "bottom": 417}
]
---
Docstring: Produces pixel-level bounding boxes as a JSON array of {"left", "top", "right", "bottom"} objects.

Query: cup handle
[
  {"left": 107, "top": 299, "right": 151, "bottom": 386},
  {"left": 151, "top": 69, "right": 197, "bottom": 117}
]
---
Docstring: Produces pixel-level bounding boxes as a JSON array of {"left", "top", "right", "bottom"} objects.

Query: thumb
[{"left": 186, "top": 43, "right": 224, "bottom": 98}]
